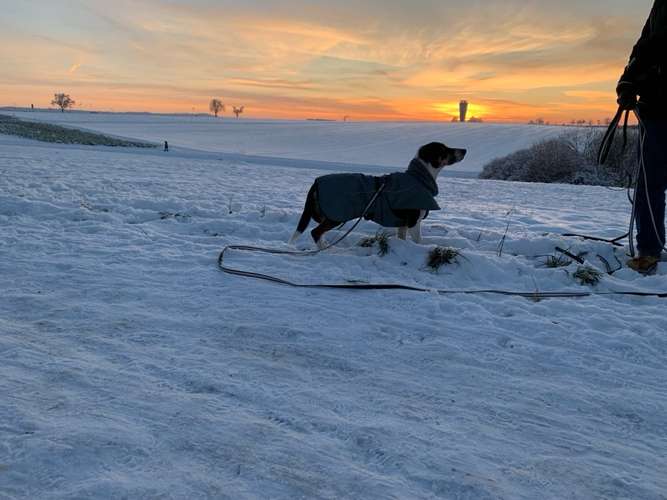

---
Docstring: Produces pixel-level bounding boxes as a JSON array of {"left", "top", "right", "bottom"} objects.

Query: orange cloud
[{"left": 0, "top": 0, "right": 649, "bottom": 122}]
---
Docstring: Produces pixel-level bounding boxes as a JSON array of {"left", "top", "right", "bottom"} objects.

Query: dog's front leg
[
  {"left": 409, "top": 214, "right": 425, "bottom": 243},
  {"left": 397, "top": 226, "right": 408, "bottom": 240}
]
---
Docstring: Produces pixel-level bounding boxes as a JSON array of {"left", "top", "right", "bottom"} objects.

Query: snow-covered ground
[
  {"left": 6, "top": 111, "right": 568, "bottom": 177},
  {"left": 1, "top": 126, "right": 666, "bottom": 499}
]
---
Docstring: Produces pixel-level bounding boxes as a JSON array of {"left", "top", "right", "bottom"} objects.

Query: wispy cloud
[{"left": 0, "top": 0, "right": 654, "bottom": 121}]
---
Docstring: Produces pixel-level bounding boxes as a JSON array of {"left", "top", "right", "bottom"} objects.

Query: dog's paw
[
  {"left": 288, "top": 231, "right": 302, "bottom": 245},
  {"left": 316, "top": 237, "right": 328, "bottom": 250}
]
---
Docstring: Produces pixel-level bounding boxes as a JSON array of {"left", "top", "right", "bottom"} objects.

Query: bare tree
[
  {"left": 52, "top": 93, "right": 75, "bottom": 113},
  {"left": 232, "top": 106, "right": 244, "bottom": 119},
  {"left": 209, "top": 98, "right": 225, "bottom": 117}
]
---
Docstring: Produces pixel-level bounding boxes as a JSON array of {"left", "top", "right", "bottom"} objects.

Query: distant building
[{"left": 459, "top": 100, "right": 468, "bottom": 123}]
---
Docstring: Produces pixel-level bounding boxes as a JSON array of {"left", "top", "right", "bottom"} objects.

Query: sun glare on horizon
[{"left": 432, "top": 102, "right": 490, "bottom": 121}]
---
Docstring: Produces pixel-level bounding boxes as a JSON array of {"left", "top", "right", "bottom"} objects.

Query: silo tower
[{"left": 459, "top": 100, "right": 468, "bottom": 122}]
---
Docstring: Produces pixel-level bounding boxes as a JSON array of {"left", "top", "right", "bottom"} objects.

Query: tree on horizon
[
  {"left": 233, "top": 106, "right": 244, "bottom": 119},
  {"left": 52, "top": 93, "right": 75, "bottom": 113},
  {"left": 209, "top": 99, "right": 225, "bottom": 117}
]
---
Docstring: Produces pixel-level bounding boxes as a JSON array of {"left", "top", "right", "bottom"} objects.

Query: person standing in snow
[{"left": 617, "top": 0, "right": 667, "bottom": 272}]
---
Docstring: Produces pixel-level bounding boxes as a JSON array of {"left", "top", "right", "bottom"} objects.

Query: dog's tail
[{"left": 289, "top": 185, "right": 316, "bottom": 245}]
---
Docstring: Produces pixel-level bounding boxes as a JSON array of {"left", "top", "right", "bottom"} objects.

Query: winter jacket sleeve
[{"left": 621, "top": 0, "right": 667, "bottom": 84}]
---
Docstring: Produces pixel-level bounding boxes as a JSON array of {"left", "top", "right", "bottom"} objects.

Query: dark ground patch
[{"left": 0, "top": 114, "right": 155, "bottom": 148}]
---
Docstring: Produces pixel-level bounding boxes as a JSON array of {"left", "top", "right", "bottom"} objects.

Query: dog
[{"left": 289, "top": 142, "right": 466, "bottom": 248}]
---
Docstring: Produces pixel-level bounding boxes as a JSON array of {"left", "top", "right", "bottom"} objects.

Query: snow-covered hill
[
  {"left": 1, "top": 129, "right": 665, "bottom": 499},
  {"left": 7, "top": 111, "right": 569, "bottom": 177}
]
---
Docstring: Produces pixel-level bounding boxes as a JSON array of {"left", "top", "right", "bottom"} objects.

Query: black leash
[
  {"left": 217, "top": 246, "right": 667, "bottom": 298},
  {"left": 560, "top": 232, "right": 627, "bottom": 247},
  {"left": 554, "top": 247, "right": 623, "bottom": 274},
  {"left": 597, "top": 106, "right": 631, "bottom": 166}
]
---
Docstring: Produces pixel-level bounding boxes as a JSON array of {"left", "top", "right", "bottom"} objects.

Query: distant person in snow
[
  {"left": 164, "top": 141, "right": 169, "bottom": 152},
  {"left": 617, "top": 0, "right": 667, "bottom": 273}
]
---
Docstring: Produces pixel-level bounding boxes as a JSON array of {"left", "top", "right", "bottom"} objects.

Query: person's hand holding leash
[{"left": 616, "top": 80, "right": 638, "bottom": 110}]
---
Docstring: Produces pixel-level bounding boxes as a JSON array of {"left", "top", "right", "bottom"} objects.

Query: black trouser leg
[{"left": 635, "top": 115, "right": 667, "bottom": 256}]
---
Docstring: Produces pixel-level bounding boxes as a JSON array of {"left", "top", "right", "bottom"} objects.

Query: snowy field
[
  {"left": 1, "top": 123, "right": 666, "bottom": 499},
  {"left": 6, "top": 111, "right": 568, "bottom": 177}
]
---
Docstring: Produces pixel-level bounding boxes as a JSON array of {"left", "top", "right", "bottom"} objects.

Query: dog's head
[{"left": 418, "top": 142, "right": 467, "bottom": 169}]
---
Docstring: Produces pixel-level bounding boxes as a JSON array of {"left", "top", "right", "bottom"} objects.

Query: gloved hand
[{"left": 616, "top": 80, "right": 637, "bottom": 110}]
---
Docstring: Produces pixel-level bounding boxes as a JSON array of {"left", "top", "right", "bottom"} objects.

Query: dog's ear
[{"left": 418, "top": 142, "right": 448, "bottom": 168}]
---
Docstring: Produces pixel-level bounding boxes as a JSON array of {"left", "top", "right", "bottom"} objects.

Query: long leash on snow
[
  {"left": 217, "top": 181, "right": 667, "bottom": 299},
  {"left": 218, "top": 246, "right": 667, "bottom": 299}
]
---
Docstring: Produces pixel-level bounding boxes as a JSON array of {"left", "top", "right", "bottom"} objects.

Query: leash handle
[
  {"left": 621, "top": 109, "right": 631, "bottom": 153},
  {"left": 597, "top": 106, "right": 624, "bottom": 166}
]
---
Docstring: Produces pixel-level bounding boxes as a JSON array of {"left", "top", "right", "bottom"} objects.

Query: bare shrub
[
  {"left": 480, "top": 128, "right": 639, "bottom": 187},
  {"left": 580, "top": 128, "right": 638, "bottom": 186},
  {"left": 480, "top": 136, "right": 580, "bottom": 184}
]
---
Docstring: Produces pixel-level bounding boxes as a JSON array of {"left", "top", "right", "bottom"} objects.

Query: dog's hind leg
[
  {"left": 289, "top": 185, "right": 316, "bottom": 245},
  {"left": 311, "top": 219, "right": 339, "bottom": 249}
]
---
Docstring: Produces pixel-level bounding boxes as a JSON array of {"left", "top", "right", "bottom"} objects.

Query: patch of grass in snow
[
  {"left": 426, "top": 246, "right": 460, "bottom": 271},
  {"left": 573, "top": 266, "right": 603, "bottom": 286},
  {"left": 0, "top": 114, "right": 155, "bottom": 148},
  {"left": 358, "top": 230, "right": 390, "bottom": 256},
  {"left": 544, "top": 254, "right": 572, "bottom": 268}
]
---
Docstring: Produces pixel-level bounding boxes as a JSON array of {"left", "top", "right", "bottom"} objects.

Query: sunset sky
[{"left": 0, "top": 0, "right": 654, "bottom": 122}]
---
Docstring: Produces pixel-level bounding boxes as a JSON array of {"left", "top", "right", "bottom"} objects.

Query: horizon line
[{"left": 2, "top": 105, "right": 608, "bottom": 126}]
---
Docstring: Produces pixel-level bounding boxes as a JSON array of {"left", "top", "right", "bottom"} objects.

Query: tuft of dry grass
[
  {"left": 544, "top": 254, "right": 572, "bottom": 268},
  {"left": 426, "top": 246, "right": 460, "bottom": 271},
  {"left": 573, "top": 266, "right": 603, "bottom": 286},
  {"left": 358, "top": 236, "right": 375, "bottom": 248},
  {"left": 358, "top": 231, "right": 390, "bottom": 256}
]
